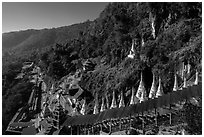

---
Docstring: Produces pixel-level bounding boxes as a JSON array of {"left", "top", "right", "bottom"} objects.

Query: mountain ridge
[{"left": 2, "top": 21, "right": 92, "bottom": 54}]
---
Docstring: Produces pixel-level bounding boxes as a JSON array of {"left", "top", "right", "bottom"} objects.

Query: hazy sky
[{"left": 2, "top": 2, "right": 109, "bottom": 33}]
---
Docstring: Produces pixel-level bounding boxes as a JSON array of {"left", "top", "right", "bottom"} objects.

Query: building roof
[
  {"left": 10, "top": 121, "right": 35, "bottom": 128},
  {"left": 21, "top": 126, "right": 36, "bottom": 135}
]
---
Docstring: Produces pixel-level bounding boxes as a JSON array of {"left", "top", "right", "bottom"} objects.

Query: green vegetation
[
  {"left": 183, "top": 101, "right": 202, "bottom": 134},
  {"left": 2, "top": 2, "right": 201, "bottom": 134}
]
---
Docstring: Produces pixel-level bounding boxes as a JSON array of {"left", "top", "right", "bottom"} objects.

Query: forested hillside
[
  {"left": 2, "top": 2, "right": 202, "bottom": 134},
  {"left": 2, "top": 21, "right": 91, "bottom": 55}
]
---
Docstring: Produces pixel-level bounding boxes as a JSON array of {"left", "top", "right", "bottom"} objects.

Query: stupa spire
[
  {"left": 183, "top": 74, "right": 187, "bottom": 88},
  {"left": 93, "top": 93, "right": 99, "bottom": 114},
  {"left": 141, "top": 37, "right": 145, "bottom": 47},
  {"left": 100, "top": 97, "right": 106, "bottom": 112},
  {"left": 140, "top": 72, "right": 147, "bottom": 102},
  {"left": 156, "top": 76, "right": 164, "bottom": 98},
  {"left": 130, "top": 87, "right": 136, "bottom": 105},
  {"left": 80, "top": 99, "right": 86, "bottom": 115},
  {"left": 110, "top": 90, "right": 117, "bottom": 109},
  {"left": 187, "top": 61, "right": 191, "bottom": 74},
  {"left": 105, "top": 93, "right": 110, "bottom": 109},
  {"left": 127, "top": 39, "right": 136, "bottom": 59},
  {"left": 149, "top": 73, "right": 157, "bottom": 98},
  {"left": 119, "top": 91, "right": 125, "bottom": 108},
  {"left": 149, "top": 12, "right": 156, "bottom": 39},
  {"left": 136, "top": 72, "right": 146, "bottom": 102},
  {"left": 140, "top": 90, "right": 147, "bottom": 103},
  {"left": 173, "top": 73, "right": 179, "bottom": 91},
  {"left": 194, "top": 69, "right": 199, "bottom": 85}
]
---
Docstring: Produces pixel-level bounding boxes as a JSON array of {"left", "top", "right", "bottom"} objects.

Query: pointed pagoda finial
[
  {"left": 173, "top": 73, "right": 179, "bottom": 91},
  {"left": 182, "top": 62, "right": 185, "bottom": 80},
  {"left": 194, "top": 69, "right": 199, "bottom": 85},
  {"left": 140, "top": 72, "right": 147, "bottom": 102},
  {"left": 183, "top": 75, "right": 187, "bottom": 88},
  {"left": 80, "top": 99, "right": 86, "bottom": 115},
  {"left": 119, "top": 91, "right": 125, "bottom": 108},
  {"left": 127, "top": 39, "right": 136, "bottom": 59},
  {"left": 141, "top": 37, "right": 145, "bottom": 47},
  {"left": 187, "top": 61, "right": 191, "bottom": 74},
  {"left": 149, "top": 73, "right": 157, "bottom": 98},
  {"left": 105, "top": 93, "right": 110, "bottom": 109},
  {"left": 110, "top": 90, "right": 117, "bottom": 109},
  {"left": 93, "top": 93, "right": 99, "bottom": 114},
  {"left": 130, "top": 87, "right": 136, "bottom": 105},
  {"left": 136, "top": 72, "right": 146, "bottom": 102},
  {"left": 156, "top": 76, "right": 164, "bottom": 98},
  {"left": 100, "top": 97, "right": 106, "bottom": 112},
  {"left": 131, "top": 39, "right": 135, "bottom": 51},
  {"left": 140, "top": 90, "right": 147, "bottom": 103},
  {"left": 149, "top": 12, "right": 156, "bottom": 39},
  {"left": 93, "top": 102, "right": 99, "bottom": 114}
]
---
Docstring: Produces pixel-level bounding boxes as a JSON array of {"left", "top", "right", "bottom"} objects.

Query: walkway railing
[{"left": 62, "top": 83, "right": 201, "bottom": 127}]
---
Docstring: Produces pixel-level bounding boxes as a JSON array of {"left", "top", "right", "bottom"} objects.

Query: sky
[{"left": 2, "top": 2, "right": 109, "bottom": 33}]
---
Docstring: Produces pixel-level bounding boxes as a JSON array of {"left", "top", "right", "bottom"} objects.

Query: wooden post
[
  {"left": 83, "top": 126, "right": 85, "bottom": 135},
  {"left": 77, "top": 126, "right": 79, "bottom": 135},
  {"left": 109, "top": 120, "right": 112, "bottom": 134},
  {"left": 79, "top": 125, "right": 80, "bottom": 135},
  {"left": 70, "top": 126, "right": 72, "bottom": 135},
  {"left": 88, "top": 127, "right": 90, "bottom": 135},
  {"left": 92, "top": 126, "right": 94, "bottom": 135},
  {"left": 129, "top": 115, "right": 131, "bottom": 132},
  {"left": 155, "top": 108, "right": 157, "bottom": 126},
  {"left": 100, "top": 123, "right": 102, "bottom": 132},
  {"left": 169, "top": 92, "right": 172, "bottom": 126},
  {"left": 119, "top": 118, "right": 122, "bottom": 130},
  {"left": 169, "top": 103, "right": 172, "bottom": 125},
  {"left": 142, "top": 113, "right": 145, "bottom": 135}
]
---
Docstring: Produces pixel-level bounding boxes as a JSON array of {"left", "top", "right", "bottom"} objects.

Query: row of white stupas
[
  {"left": 79, "top": 69, "right": 199, "bottom": 115},
  {"left": 59, "top": 37, "right": 199, "bottom": 116}
]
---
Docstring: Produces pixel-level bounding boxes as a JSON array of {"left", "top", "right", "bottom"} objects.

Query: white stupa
[
  {"left": 80, "top": 99, "right": 86, "bottom": 115},
  {"left": 140, "top": 90, "right": 147, "bottom": 103},
  {"left": 194, "top": 69, "right": 199, "bottom": 85},
  {"left": 155, "top": 76, "right": 164, "bottom": 98},
  {"left": 152, "top": 23, "right": 156, "bottom": 39},
  {"left": 187, "top": 61, "right": 191, "bottom": 74},
  {"left": 110, "top": 90, "right": 117, "bottom": 109},
  {"left": 181, "top": 62, "right": 185, "bottom": 80},
  {"left": 105, "top": 94, "right": 110, "bottom": 109},
  {"left": 100, "top": 97, "right": 106, "bottom": 112},
  {"left": 127, "top": 39, "right": 136, "bottom": 59},
  {"left": 173, "top": 73, "right": 179, "bottom": 91},
  {"left": 136, "top": 72, "right": 147, "bottom": 102},
  {"left": 119, "top": 91, "right": 125, "bottom": 108},
  {"left": 149, "top": 12, "right": 156, "bottom": 39},
  {"left": 141, "top": 38, "right": 145, "bottom": 47},
  {"left": 130, "top": 87, "right": 136, "bottom": 105},
  {"left": 149, "top": 73, "right": 157, "bottom": 99},
  {"left": 93, "top": 94, "right": 99, "bottom": 114},
  {"left": 183, "top": 75, "right": 187, "bottom": 88}
]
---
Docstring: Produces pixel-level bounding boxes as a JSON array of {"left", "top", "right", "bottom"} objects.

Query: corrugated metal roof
[{"left": 10, "top": 121, "right": 34, "bottom": 128}]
